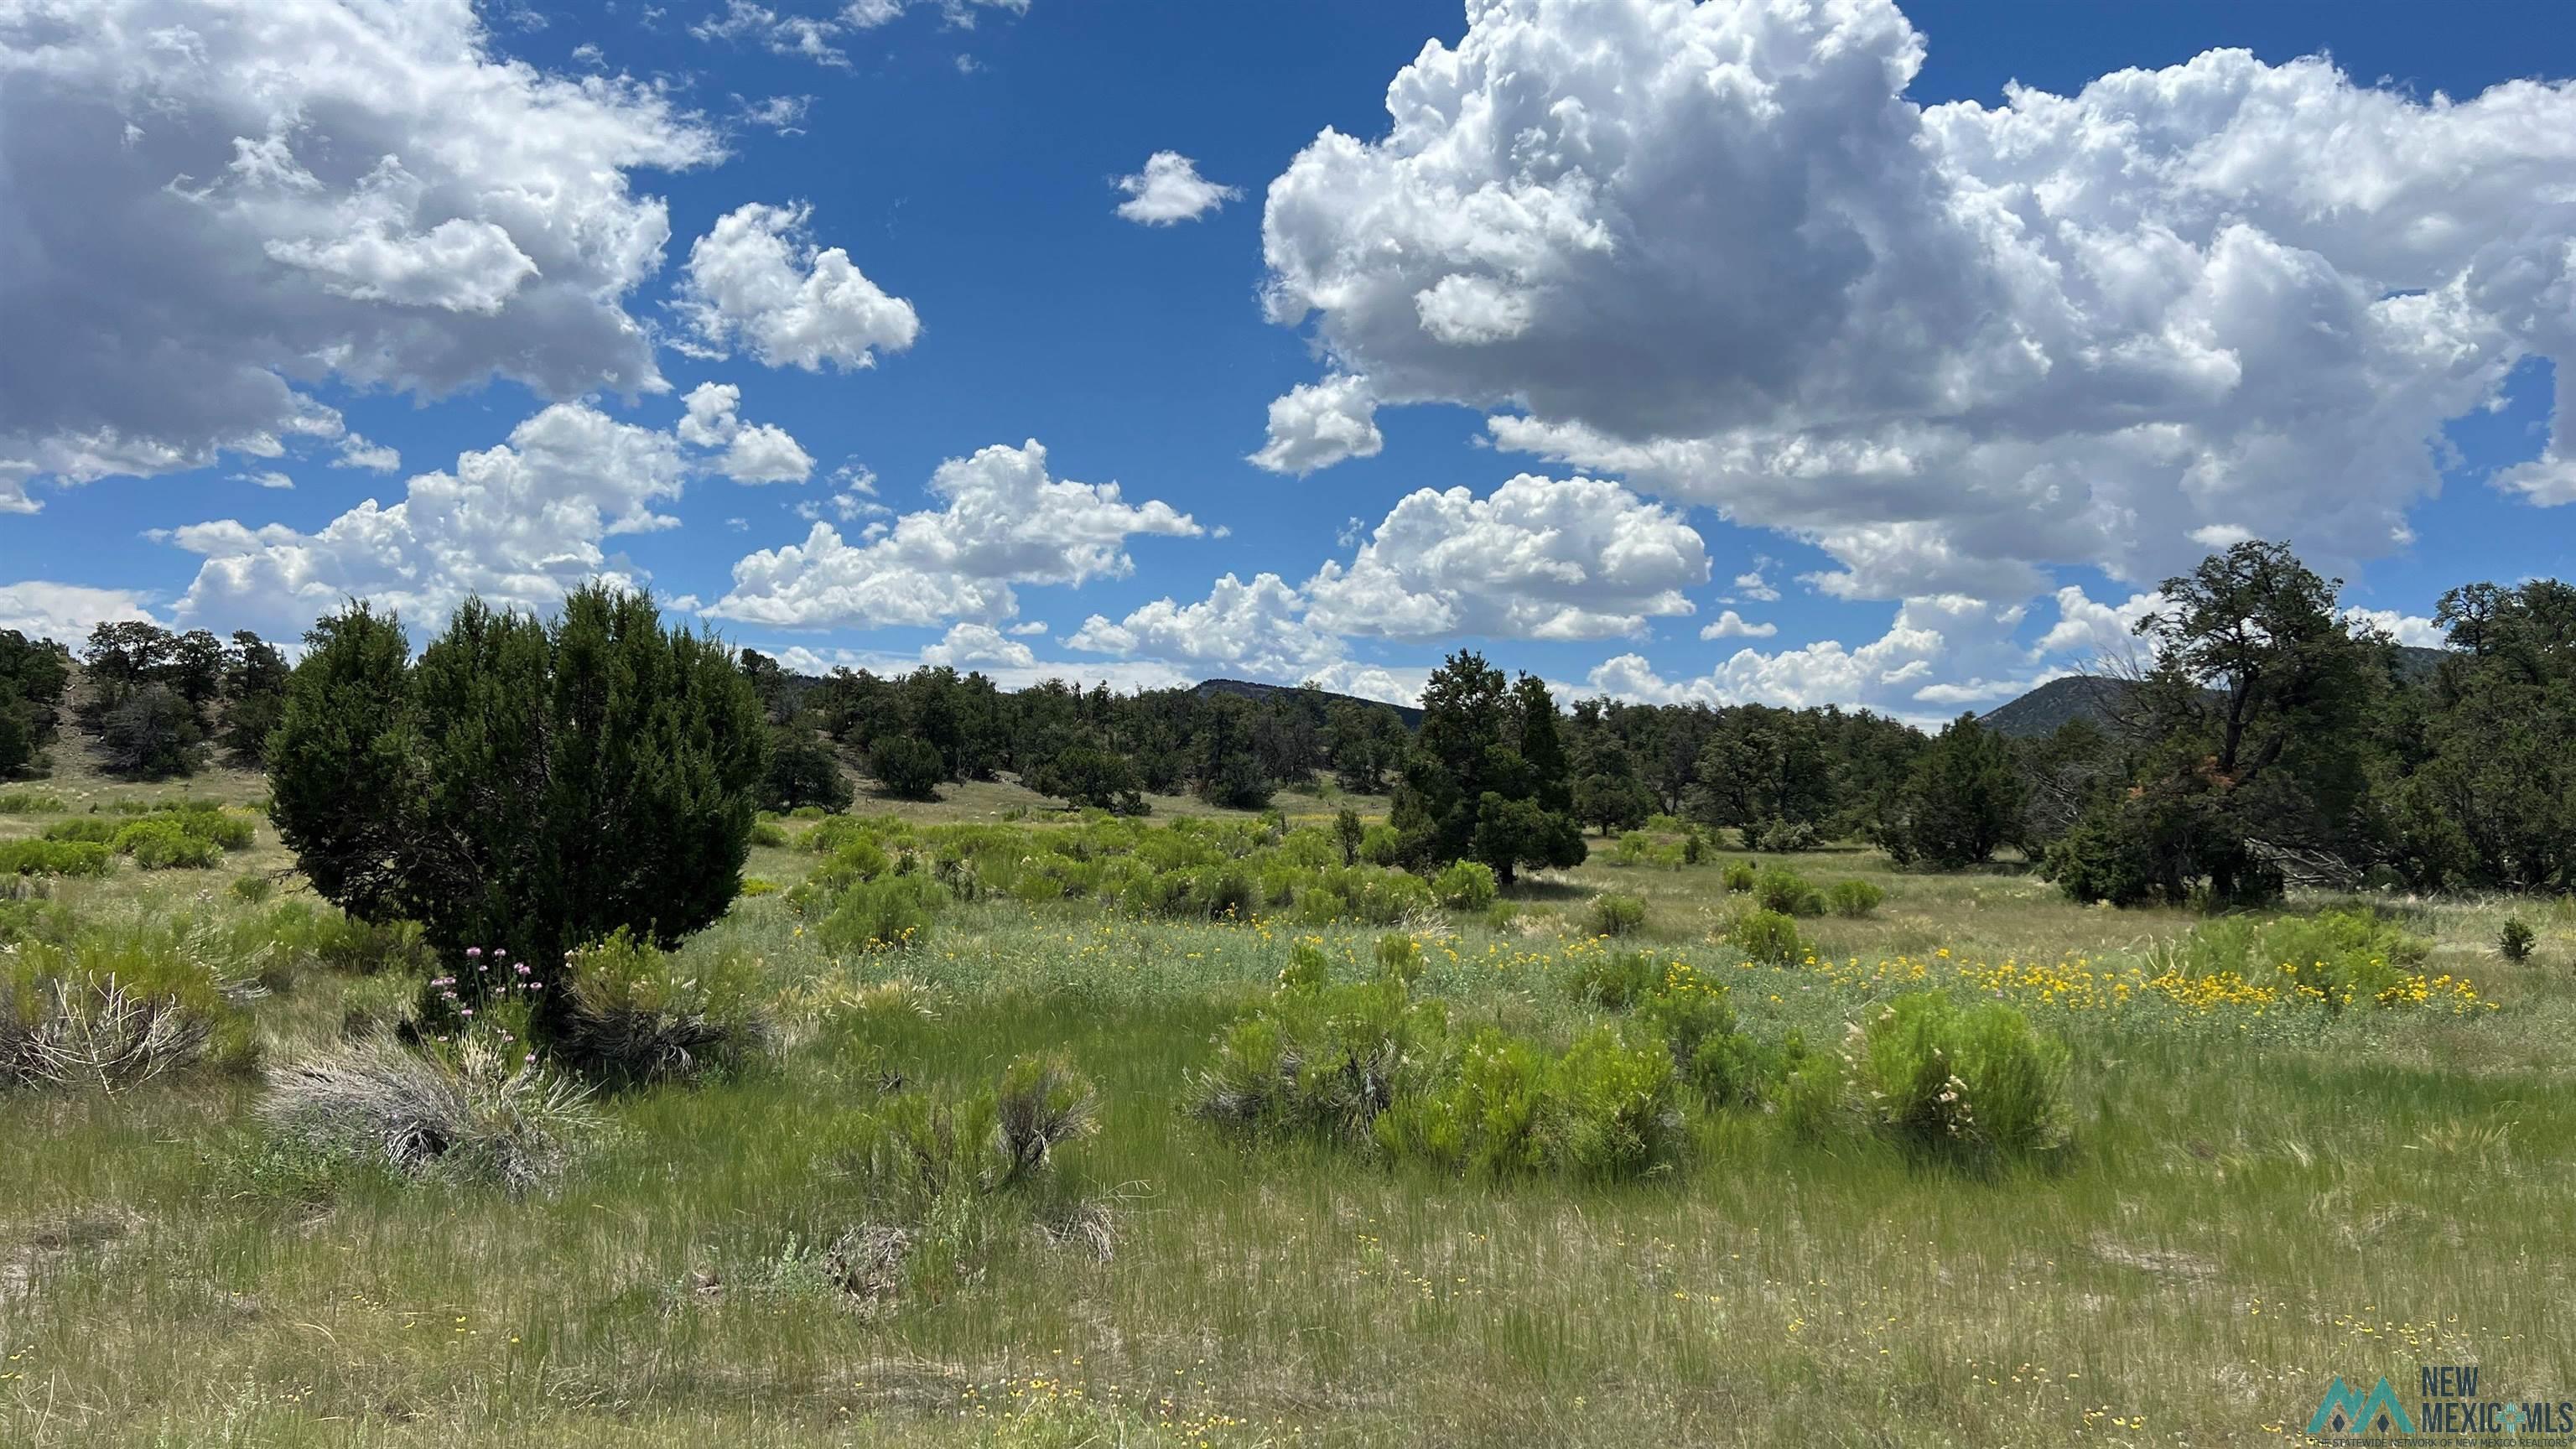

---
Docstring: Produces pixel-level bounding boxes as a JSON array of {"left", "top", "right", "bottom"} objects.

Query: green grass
[{"left": 3, "top": 776, "right": 2573, "bottom": 1446}]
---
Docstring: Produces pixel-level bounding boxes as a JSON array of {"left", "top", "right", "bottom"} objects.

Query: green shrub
[
  {"left": 1721, "top": 860, "right": 1755, "bottom": 893},
  {"left": 818, "top": 1053, "right": 1108, "bottom": 1304},
  {"left": 1374, "top": 932, "right": 1423, "bottom": 986},
  {"left": 740, "top": 877, "right": 780, "bottom": 897},
  {"left": 1744, "top": 817, "right": 1820, "bottom": 853},
  {"left": 1826, "top": 879, "right": 1885, "bottom": 918},
  {"left": 1566, "top": 949, "right": 1664, "bottom": 1010},
  {"left": 787, "top": 840, "right": 896, "bottom": 917},
  {"left": 1374, "top": 1023, "right": 1680, "bottom": 1180},
  {"left": 1636, "top": 984, "right": 1769, "bottom": 1108},
  {"left": 0, "top": 791, "right": 68, "bottom": 813},
  {"left": 2500, "top": 917, "right": 2536, "bottom": 963},
  {"left": 559, "top": 930, "right": 771, "bottom": 1088},
  {"left": 2, "top": 927, "right": 255, "bottom": 1089},
  {"left": 1587, "top": 893, "right": 1647, "bottom": 937},
  {"left": 868, "top": 736, "right": 947, "bottom": 802},
  {"left": 313, "top": 914, "right": 434, "bottom": 977},
  {"left": 169, "top": 808, "right": 255, "bottom": 850},
  {"left": 1431, "top": 860, "right": 1498, "bottom": 911},
  {"left": 112, "top": 818, "right": 222, "bottom": 869},
  {"left": 229, "top": 872, "right": 275, "bottom": 904},
  {"left": 41, "top": 817, "right": 120, "bottom": 844},
  {"left": 1357, "top": 823, "right": 1404, "bottom": 867},
  {"left": 817, "top": 875, "right": 946, "bottom": 953},
  {"left": 1729, "top": 908, "right": 1810, "bottom": 966},
  {"left": 1753, "top": 866, "right": 1824, "bottom": 917},
  {"left": 750, "top": 819, "right": 791, "bottom": 848},
  {"left": 2157, "top": 907, "right": 2432, "bottom": 1010},
  {"left": 0, "top": 839, "right": 113, "bottom": 877},
  {"left": 1850, "top": 993, "right": 2070, "bottom": 1161},
  {"left": 1682, "top": 831, "right": 1705, "bottom": 866},
  {"left": 1277, "top": 940, "right": 1332, "bottom": 992},
  {"left": 1189, "top": 978, "right": 1447, "bottom": 1141}
]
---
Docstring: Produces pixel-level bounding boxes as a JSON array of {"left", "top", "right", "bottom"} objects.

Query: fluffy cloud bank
[
  {"left": 1065, "top": 471, "right": 1706, "bottom": 693},
  {"left": 0, "top": 0, "right": 719, "bottom": 510},
  {"left": 164, "top": 389, "right": 813, "bottom": 641},
  {"left": 1303, "top": 474, "right": 1707, "bottom": 640},
  {"left": 709, "top": 440, "right": 1201, "bottom": 629},
  {"left": 1261, "top": 0, "right": 2576, "bottom": 600}
]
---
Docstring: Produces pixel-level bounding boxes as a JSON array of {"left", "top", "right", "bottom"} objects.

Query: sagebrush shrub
[
  {"left": 1849, "top": 992, "right": 2070, "bottom": 1161},
  {"left": 1431, "top": 860, "right": 1498, "bottom": 911},
  {"left": 816, "top": 875, "right": 946, "bottom": 953},
  {"left": 1753, "top": 866, "right": 1824, "bottom": 917},
  {"left": 1720, "top": 861, "right": 1756, "bottom": 893},
  {"left": 0, "top": 839, "right": 113, "bottom": 878},
  {"left": 112, "top": 818, "right": 221, "bottom": 869},
  {"left": 1729, "top": 908, "right": 1810, "bottom": 966},
  {"left": 1826, "top": 879, "right": 1885, "bottom": 918},
  {"left": 560, "top": 930, "right": 772, "bottom": 1088},
  {"left": 1587, "top": 893, "right": 1647, "bottom": 937},
  {"left": 1373, "top": 1023, "right": 1680, "bottom": 1180}
]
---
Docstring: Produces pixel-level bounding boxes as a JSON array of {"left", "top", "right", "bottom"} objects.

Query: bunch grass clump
[
  {"left": 1587, "top": 892, "right": 1648, "bottom": 937},
  {"left": 820, "top": 1052, "right": 1108, "bottom": 1306},
  {"left": 257, "top": 1037, "right": 599, "bottom": 1196},
  {"left": 1, "top": 923, "right": 256, "bottom": 1090},
  {"left": 1188, "top": 976, "right": 1448, "bottom": 1142},
  {"left": 559, "top": 930, "right": 772, "bottom": 1088}
]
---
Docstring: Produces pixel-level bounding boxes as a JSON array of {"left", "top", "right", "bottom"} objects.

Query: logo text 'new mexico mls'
[{"left": 2309, "top": 1376, "right": 2418, "bottom": 1436}]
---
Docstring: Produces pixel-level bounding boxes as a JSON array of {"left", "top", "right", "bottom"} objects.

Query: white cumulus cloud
[
  {"left": 1261, "top": 0, "right": 2576, "bottom": 605},
  {"left": 165, "top": 402, "right": 693, "bottom": 641},
  {"left": 676, "top": 202, "right": 922, "bottom": 371},
  {"left": 1113, "top": 151, "right": 1242, "bottom": 226},
  {"left": 1304, "top": 474, "right": 1708, "bottom": 641},
  {"left": 709, "top": 439, "right": 1201, "bottom": 628},
  {"left": 1248, "top": 374, "right": 1383, "bottom": 475},
  {"left": 0, "top": 0, "right": 718, "bottom": 508},
  {"left": 0, "top": 581, "right": 158, "bottom": 645},
  {"left": 1699, "top": 610, "right": 1775, "bottom": 640}
]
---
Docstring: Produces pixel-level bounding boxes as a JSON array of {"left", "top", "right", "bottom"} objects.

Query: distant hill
[
  {"left": 1977, "top": 675, "right": 2141, "bottom": 740},
  {"left": 1191, "top": 678, "right": 1424, "bottom": 729},
  {"left": 1980, "top": 645, "right": 2449, "bottom": 740}
]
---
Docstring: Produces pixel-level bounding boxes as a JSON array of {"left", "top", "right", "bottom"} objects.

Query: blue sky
[{"left": 5, "top": 0, "right": 2573, "bottom": 719}]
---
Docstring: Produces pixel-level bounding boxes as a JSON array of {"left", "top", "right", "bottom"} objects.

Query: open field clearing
[{"left": 7, "top": 787, "right": 2571, "bottom": 1448}]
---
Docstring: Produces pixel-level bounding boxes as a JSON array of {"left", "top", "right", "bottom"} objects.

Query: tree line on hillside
[
  {"left": 13, "top": 538, "right": 2573, "bottom": 916},
  {"left": 0, "top": 622, "right": 288, "bottom": 779}
]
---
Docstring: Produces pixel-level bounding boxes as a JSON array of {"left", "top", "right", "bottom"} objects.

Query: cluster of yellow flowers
[{"left": 1704, "top": 948, "right": 2496, "bottom": 1019}]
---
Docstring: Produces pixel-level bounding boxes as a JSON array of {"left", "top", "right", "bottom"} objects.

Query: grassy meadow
[{"left": 4, "top": 760, "right": 2574, "bottom": 1447}]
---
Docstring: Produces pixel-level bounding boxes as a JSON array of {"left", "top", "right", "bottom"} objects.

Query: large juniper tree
[{"left": 269, "top": 588, "right": 769, "bottom": 1013}]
